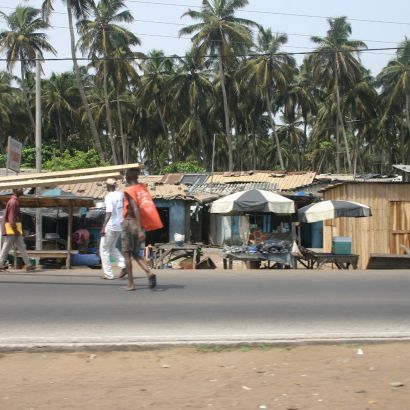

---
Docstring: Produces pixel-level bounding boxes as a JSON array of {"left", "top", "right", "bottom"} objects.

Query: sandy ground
[{"left": 1, "top": 343, "right": 409, "bottom": 410}]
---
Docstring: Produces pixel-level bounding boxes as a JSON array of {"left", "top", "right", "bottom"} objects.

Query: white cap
[{"left": 105, "top": 178, "right": 117, "bottom": 186}]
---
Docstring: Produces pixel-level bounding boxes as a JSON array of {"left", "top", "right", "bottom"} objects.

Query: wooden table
[
  {"left": 154, "top": 244, "right": 202, "bottom": 269},
  {"left": 296, "top": 250, "right": 359, "bottom": 270},
  {"left": 223, "top": 252, "right": 292, "bottom": 269}
]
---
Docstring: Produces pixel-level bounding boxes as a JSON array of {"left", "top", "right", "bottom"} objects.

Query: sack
[
  {"left": 125, "top": 184, "right": 164, "bottom": 232},
  {"left": 291, "top": 240, "right": 303, "bottom": 257},
  {"left": 5, "top": 222, "right": 22, "bottom": 235}
]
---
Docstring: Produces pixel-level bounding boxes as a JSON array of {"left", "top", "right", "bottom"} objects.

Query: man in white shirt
[{"left": 100, "top": 178, "right": 125, "bottom": 279}]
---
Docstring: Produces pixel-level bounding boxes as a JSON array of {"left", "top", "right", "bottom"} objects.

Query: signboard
[{"left": 6, "top": 136, "right": 23, "bottom": 173}]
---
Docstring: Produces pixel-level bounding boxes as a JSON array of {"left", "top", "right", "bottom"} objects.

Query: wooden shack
[{"left": 321, "top": 182, "right": 410, "bottom": 268}]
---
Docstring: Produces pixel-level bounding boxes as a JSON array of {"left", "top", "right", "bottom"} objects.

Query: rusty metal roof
[
  {"left": 188, "top": 182, "right": 279, "bottom": 200},
  {"left": 204, "top": 172, "right": 316, "bottom": 191},
  {"left": 58, "top": 181, "right": 197, "bottom": 201},
  {"left": 160, "top": 173, "right": 184, "bottom": 185}
]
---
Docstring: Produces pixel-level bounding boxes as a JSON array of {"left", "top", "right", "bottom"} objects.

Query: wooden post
[{"left": 66, "top": 203, "right": 73, "bottom": 269}]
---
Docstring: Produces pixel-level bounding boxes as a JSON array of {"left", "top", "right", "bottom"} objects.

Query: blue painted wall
[{"left": 154, "top": 199, "right": 187, "bottom": 240}]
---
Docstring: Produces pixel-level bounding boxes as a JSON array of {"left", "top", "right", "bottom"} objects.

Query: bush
[
  {"left": 160, "top": 160, "right": 206, "bottom": 174},
  {"left": 43, "top": 149, "right": 106, "bottom": 171}
]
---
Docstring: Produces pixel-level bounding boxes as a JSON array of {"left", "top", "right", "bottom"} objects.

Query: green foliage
[
  {"left": 159, "top": 161, "right": 206, "bottom": 174},
  {"left": 0, "top": 145, "right": 55, "bottom": 168},
  {"left": 43, "top": 149, "right": 106, "bottom": 171}
]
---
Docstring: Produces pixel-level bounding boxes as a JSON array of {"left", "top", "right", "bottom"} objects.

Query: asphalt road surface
[{"left": 1, "top": 268, "right": 410, "bottom": 347}]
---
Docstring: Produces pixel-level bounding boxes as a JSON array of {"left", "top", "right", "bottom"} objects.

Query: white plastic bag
[
  {"left": 174, "top": 233, "right": 185, "bottom": 243},
  {"left": 291, "top": 240, "right": 303, "bottom": 257}
]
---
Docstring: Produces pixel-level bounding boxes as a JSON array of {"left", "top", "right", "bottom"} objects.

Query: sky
[{"left": 1, "top": 0, "right": 410, "bottom": 78}]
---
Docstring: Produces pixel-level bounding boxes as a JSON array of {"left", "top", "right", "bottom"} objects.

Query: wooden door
[{"left": 390, "top": 201, "right": 410, "bottom": 254}]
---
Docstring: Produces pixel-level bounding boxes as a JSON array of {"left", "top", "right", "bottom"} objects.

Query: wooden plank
[
  {"left": 0, "top": 172, "right": 121, "bottom": 190},
  {"left": 0, "top": 163, "right": 142, "bottom": 183},
  {"left": 13, "top": 250, "right": 79, "bottom": 258}
]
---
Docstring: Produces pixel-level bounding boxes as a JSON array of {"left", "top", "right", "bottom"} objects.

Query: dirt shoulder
[{"left": 1, "top": 343, "right": 409, "bottom": 410}]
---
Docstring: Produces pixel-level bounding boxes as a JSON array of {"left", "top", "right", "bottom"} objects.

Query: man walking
[
  {"left": 0, "top": 189, "right": 35, "bottom": 271},
  {"left": 100, "top": 178, "right": 125, "bottom": 280},
  {"left": 121, "top": 168, "right": 162, "bottom": 291}
]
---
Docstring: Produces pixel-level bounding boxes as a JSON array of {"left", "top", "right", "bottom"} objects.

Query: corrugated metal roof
[
  {"left": 149, "top": 184, "right": 191, "bottom": 200},
  {"left": 204, "top": 172, "right": 316, "bottom": 191},
  {"left": 58, "top": 181, "right": 197, "bottom": 201},
  {"left": 189, "top": 182, "right": 279, "bottom": 197},
  {"left": 180, "top": 173, "right": 209, "bottom": 186},
  {"left": 318, "top": 180, "right": 410, "bottom": 193},
  {"left": 160, "top": 173, "right": 184, "bottom": 185}
]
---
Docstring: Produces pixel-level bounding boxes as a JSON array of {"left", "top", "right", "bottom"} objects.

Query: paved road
[{"left": 1, "top": 269, "right": 410, "bottom": 347}]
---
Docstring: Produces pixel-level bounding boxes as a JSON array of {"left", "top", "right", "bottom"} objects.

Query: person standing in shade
[
  {"left": 0, "top": 189, "right": 35, "bottom": 271},
  {"left": 100, "top": 178, "right": 126, "bottom": 280},
  {"left": 120, "top": 168, "right": 157, "bottom": 291}
]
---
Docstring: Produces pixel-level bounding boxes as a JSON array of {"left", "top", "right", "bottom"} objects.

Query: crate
[{"left": 332, "top": 237, "right": 352, "bottom": 255}]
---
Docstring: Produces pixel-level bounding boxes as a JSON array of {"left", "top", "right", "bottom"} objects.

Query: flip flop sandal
[
  {"left": 122, "top": 286, "right": 136, "bottom": 291},
  {"left": 148, "top": 274, "right": 157, "bottom": 290},
  {"left": 118, "top": 268, "right": 127, "bottom": 279}
]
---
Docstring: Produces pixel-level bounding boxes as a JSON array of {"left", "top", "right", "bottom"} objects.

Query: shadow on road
[{"left": 0, "top": 279, "right": 186, "bottom": 292}]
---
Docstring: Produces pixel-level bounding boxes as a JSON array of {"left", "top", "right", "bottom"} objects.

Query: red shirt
[{"left": 2, "top": 195, "right": 21, "bottom": 236}]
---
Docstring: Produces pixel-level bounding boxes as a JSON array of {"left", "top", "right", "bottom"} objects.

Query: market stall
[
  {"left": 0, "top": 194, "right": 94, "bottom": 268},
  {"left": 210, "top": 189, "right": 296, "bottom": 268}
]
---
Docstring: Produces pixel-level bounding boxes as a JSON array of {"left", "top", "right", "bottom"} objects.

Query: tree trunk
[
  {"left": 20, "top": 61, "right": 36, "bottom": 134},
  {"left": 405, "top": 93, "right": 410, "bottom": 161},
  {"left": 195, "top": 111, "right": 207, "bottom": 168},
  {"left": 155, "top": 95, "right": 172, "bottom": 161},
  {"left": 116, "top": 87, "right": 127, "bottom": 164},
  {"left": 266, "top": 93, "right": 285, "bottom": 170},
  {"left": 335, "top": 74, "right": 352, "bottom": 172},
  {"left": 58, "top": 112, "right": 64, "bottom": 152},
  {"left": 335, "top": 114, "right": 340, "bottom": 174},
  {"left": 317, "top": 152, "right": 325, "bottom": 174},
  {"left": 252, "top": 128, "right": 257, "bottom": 170},
  {"left": 67, "top": 3, "right": 105, "bottom": 160},
  {"left": 218, "top": 45, "right": 233, "bottom": 171},
  {"left": 233, "top": 114, "right": 240, "bottom": 170},
  {"left": 302, "top": 118, "right": 308, "bottom": 169},
  {"left": 103, "top": 56, "right": 118, "bottom": 164}
]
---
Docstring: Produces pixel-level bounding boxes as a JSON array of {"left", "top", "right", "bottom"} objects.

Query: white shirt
[{"left": 105, "top": 191, "right": 123, "bottom": 231}]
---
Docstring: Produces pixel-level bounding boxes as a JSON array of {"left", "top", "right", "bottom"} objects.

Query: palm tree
[
  {"left": 137, "top": 50, "right": 175, "bottom": 161},
  {"left": 240, "top": 28, "right": 295, "bottom": 169},
  {"left": 377, "top": 38, "right": 410, "bottom": 142},
  {"left": 42, "top": 72, "right": 77, "bottom": 151},
  {"left": 41, "top": 0, "right": 106, "bottom": 160},
  {"left": 0, "top": 72, "right": 14, "bottom": 132},
  {"left": 77, "top": 0, "right": 140, "bottom": 164},
  {"left": 309, "top": 16, "right": 366, "bottom": 173},
  {"left": 179, "top": 0, "right": 260, "bottom": 171},
  {"left": 0, "top": 5, "right": 56, "bottom": 134},
  {"left": 108, "top": 48, "right": 140, "bottom": 164},
  {"left": 169, "top": 48, "right": 214, "bottom": 167}
]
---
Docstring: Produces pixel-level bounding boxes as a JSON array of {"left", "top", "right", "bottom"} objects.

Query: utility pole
[{"left": 35, "top": 52, "right": 42, "bottom": 251}]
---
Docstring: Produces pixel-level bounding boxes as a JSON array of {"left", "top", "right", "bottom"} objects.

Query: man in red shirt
[
  {"left": 120, "top": 168, "right": 158, "bottom": 291},
  {"left": 0, "top": 189, "right": 35, "bottom": 271}
]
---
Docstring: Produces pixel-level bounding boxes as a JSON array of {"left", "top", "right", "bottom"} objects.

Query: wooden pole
[
  {"left": 66, "top": 203, "right": 73, "bottom": 269},
  {"left": 35, "top": 52, "right": 43, "bottom": 253}
]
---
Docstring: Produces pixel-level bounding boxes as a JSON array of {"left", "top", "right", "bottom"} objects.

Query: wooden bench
[
  {"left": 297, "top": 249, "right": 359, "bottom": 270},
  {"left": 11, "top": 250, "right": 79, "bottom": 269}
]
